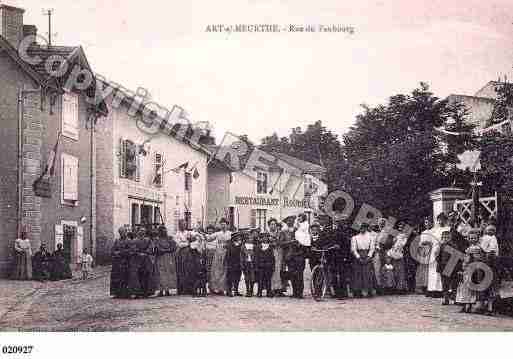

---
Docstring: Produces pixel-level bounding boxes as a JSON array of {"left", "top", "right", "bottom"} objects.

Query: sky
[{"left": 6, "top": 0, "right": 513, "bottom": 143}]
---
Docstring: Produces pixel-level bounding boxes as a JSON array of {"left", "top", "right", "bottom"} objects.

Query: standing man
[
  {"left": 283, "top": 217, "right": 305, "bottom": 299},
  {"left": 332, "top": 219, "right": 354, "bottom": 299}
]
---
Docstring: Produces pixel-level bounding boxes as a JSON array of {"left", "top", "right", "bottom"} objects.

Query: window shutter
[
  {"left": 55, "top": 224, "right": 64, "bottom": 250},
  {"left": 76, "top": 226, "right": 84, "bottom": 261},
  {"left": 62, "top": 93, "right": 79, "bottom": 140},
  {"left": 119, "top": 138, "right": 126, "bottom": 178},
  {"left": 250, "top": 209, "right": 257, "bottom": 228},
  {"left": 71, "top": 157, "right": 79, "bottom": 201},
  {"left": 135, "top": 152, "right": 141, "bottom": 182},
  {"left": 63, "top": 156, "right": 72, "bottom": 200}
]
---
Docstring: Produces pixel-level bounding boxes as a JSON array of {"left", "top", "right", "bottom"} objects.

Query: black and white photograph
[{"left": 1, "top": 0, "right": 513, "bottom": 354}]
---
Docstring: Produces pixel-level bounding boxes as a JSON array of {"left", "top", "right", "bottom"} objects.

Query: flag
[
  {"left": 34, "top": 132, "right": 61, "bottom": 185},
  {"left": 170, "top": 161, "right": 188, "bottom": 174},
  {"left": 193, "top": 167, "right": 200, "bottom": 180}
]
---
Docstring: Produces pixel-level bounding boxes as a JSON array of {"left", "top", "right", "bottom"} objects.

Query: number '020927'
[{"left": 1, "top": 346, "right": 34, "bottom": 354}]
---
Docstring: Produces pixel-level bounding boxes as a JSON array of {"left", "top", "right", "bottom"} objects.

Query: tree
[
  {"left": 259, "top": 121, "right": 344, "bottom": 190},
  {"left": 339, "top": 82, "right": 476, "bottom": 224}
]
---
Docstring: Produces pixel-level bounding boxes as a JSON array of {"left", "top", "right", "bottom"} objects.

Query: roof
[
  {"left": 271, "top": 151, "right": 327, "bottom": 175},
  {"left": 0, "top": 35, "right": 107, "bottom": 115},
  {"left": 206, "top": 144, "right": 327, "bottom": 175}
]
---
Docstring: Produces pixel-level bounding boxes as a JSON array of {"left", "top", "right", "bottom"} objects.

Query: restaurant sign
[{"left": 234, "top": 196, "right": 312, "bottom": 209}]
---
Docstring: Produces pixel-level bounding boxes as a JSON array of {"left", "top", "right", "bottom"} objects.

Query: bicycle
[{"left": 310, "top": 245, "right": 339, "bottom": 301}]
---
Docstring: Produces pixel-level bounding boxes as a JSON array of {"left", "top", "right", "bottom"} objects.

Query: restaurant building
[{"left": 207, "top": 149, "right": 327, "bottom": 231}]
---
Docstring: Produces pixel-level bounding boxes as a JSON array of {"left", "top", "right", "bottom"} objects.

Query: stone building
[
  {"left": 94, "top": 84, "right": 212, "bottom": 262},
  {"left": 0, "top": 4, "right": 107, "bottom": 276}
]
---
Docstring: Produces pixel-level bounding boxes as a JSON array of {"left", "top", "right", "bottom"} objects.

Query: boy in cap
[
  {"left": 257, "top": 233, "right": 275, "bottom": 297},
  {"left": 241, "top": 228, "right": 259, "bottom": 297},
  {"left": 226, "top": 232, "right": 243, "bottom": 297}
]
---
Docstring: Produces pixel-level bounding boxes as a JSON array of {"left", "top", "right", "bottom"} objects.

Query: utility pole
[{"left": 42, "top": 8, "right": 54, "bottom": 45}]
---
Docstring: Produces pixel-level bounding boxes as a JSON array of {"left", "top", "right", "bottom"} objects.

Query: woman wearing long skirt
[
  {"left": 13, "top": 233, "right": 32, "bottom": 280},
  {"left": 351, "top": 223, "right": 376, "bottom": 297},
  {"left": 175, "top": 221, "right": 194, "bottom": 295},
  {"left": 423, "top": 213, "right": 450, "bottom": 297},
  {"left": 209, "top": 218, "right": 231, "bottom": 294},
  {"left": 110, "top": 226, "right": 130, "bottom": 298},
  {"left": 156, "top": 225, "right": 178, "bottom": 296},
  {"left": 204, "top": 225, "right": 217, "bottom": 291},
  {"left": 386, "top": 222, "right": 409, "bottom": 294},
  {"left": 268, "top": 218, "right": 285, "bottom": 296},
  {"left": 415, "top": 218, "right": 433, "bottom": 293}
]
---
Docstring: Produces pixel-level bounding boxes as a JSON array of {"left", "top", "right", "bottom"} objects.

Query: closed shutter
[
  {"left": 63, "top": 155, "right": 79, "bottom": 201},
  {"left": 119, "top": 138, "right": 126, "bottom": 178},
  {"left": 135, "top": 152, "right": 141, "bottom": 182},
  {"left": 76, "top": 226, "right": 84, "bottom": 262},
  {"left": 62, "top": 93, "right": 79, "bottom": 140},
  {"left": 55, "top": 224, "right": 64, "bottom": 250},
  {"left": 250, "top": 209, "right": 256, "bottom": 228}
]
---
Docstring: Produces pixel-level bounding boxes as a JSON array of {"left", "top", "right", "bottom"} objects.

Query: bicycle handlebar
[{"left": 311, "top": 245, "right": 339, "bottom": 253}]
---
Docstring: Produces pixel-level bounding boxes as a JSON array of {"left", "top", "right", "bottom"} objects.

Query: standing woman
[
  {"left": 416, "top": 217, "right": 433, "bottom": 293},
  {"left": 13, "top": 232, "right": 32, "bottom": 280},
  {"left": 268, "top": 218, "right": 285, "bottom": 297},
  {"left": 209, "top": 218, "right": 231, "bottom": 295},
  {"left": 110, "top": 226, "right": 130, "bottom": 298},
  {"left": 386, "top": 221, "right": 409, "bottom": 294},
  {"left": 351, "top": 223, "right": 376, "bottom": 298},
  {"left": 175, "top": 220, "right": 193, "bottom": 295},
  {"left": 156, "top": 225, "right": 178, "bottom": 296},
  {"left": 204, "top": 225, "right": 217, "bottom": 293},
  {"left": 423, "top": 213, "right": 450, "bottom": 298}
]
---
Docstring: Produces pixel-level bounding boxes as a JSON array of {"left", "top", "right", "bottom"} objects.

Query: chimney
[
  {"left": 0, "top": 4, "right": 25, "bottom": 49},
  {"left": 23, "top": 24, "right": 37, "bottom": 38}
]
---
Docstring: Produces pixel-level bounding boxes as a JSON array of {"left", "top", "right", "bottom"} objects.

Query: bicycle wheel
[{"left": 311, "top": 265, "right": 328, "bottom": 301}]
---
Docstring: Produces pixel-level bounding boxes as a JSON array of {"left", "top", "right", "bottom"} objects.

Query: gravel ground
[{"left": 1, "top": 267, "right": 513, "bottom": 331}]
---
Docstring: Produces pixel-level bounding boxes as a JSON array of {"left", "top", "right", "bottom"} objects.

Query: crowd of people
[
  {"left": 13, "top": 231, "right": 91, "bottom": 282},
  {"left": 109, "top": 209, "right": 509, "bottom": 315}
]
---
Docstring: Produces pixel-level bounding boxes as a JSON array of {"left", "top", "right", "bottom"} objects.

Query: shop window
[
  {"left": 185, "top": 172, "right": 192, "bottom": 192},
  {"left": 256, "top": 209, "right": 267, "bottom": 232},
  {"left": 257, "top": 172, "right": 268, "bottom": 194}
]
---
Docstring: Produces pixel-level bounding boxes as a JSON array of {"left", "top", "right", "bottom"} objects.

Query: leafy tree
[{"left": 339, "top": 82, "right": 476, "bottom": 224}]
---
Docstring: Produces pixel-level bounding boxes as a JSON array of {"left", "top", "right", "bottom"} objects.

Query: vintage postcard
[{"left": 1, "top": 1, "right": 513, "bottom": 348}]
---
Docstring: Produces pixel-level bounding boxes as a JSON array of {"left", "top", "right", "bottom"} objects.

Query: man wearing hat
[
  {"left": 256, "top": 233, "right": 275, "bottom": 297},
  {"left": 241, "top": 228, "right": 259, "bottom": 297}
]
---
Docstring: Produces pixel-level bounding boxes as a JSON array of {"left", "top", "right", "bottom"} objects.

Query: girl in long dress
[
  {"left": 204, "top": 225, "right": 217, "bottom": 291},
  {"left": 268, "top": 218, "right": 285, "bottom": 296},
  {"left": 351, "top": 223, "right": 376, "bottom": 297},
  {"left": 13, "top": 233, "right": 32, "bottom": 280},
  {"left": 209, "top": 218, "right": 231, "bottom": 294},
  {"left": 422, "top": 213, "right": 450, "bottom": 297}
]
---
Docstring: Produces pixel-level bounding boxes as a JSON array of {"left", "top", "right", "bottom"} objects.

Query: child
[
  {"left": 241, "top": 229, "right": 258, "bottom": 297},
  {"left": 190, "top": 234, "right": 207, "bottom": 297},
  {"left": 456, "top": 229, "right": 482, "bottom": 313},
  {"left": 204, "top": 225, "right": 217, "bottom": 291},
  {"left": 257, "top": 234, "right": 275, "bottom": 297},
  {"left": 79, "top": 249, "right": 93, "bottom": 280},
  {"left": 479, "top": 225, "right": 499, "bottom": 315},
  {"left": 226, "top": 232, "right": 243, "bottom": 297},
  {"left": 381, "top": 256, "right": 395, "bottom": 295}
]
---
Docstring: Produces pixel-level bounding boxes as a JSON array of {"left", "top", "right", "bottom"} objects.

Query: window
[
  {"left": 304, "top": 177, "right": 313, "bottom": 197},
  {"left": 256, "top": 209, "right": 267, "bottom": 232},
  {"left": 153, "top": 152, "right": 164, "bottom": 187},
  {"left": 185, "top": 172, "right": 192, "bottom": 192},
  {"left": 154, "top": 207, "right": 162, "bottom": 224},
  {"left": 250, "top": 209, "right": 257, "bottom": 228},
  {"left": 141, "top": 205, "right": 153, "bottom": 226},
  {"left": 257, "top": 172, "right": 268, "bottom": 194},
  {"left": 61, "top": 153, "right": 78, "bottom": 204},
  {"left": 119, "top": 139, "right": 140, "bottom": 181},
  {"left": 184, "top": 211, "right": 192, "bottom": 230},
  {"left": 62, "top": 92, "right": 79, "bottom": 140},
  {"left": 131, "top": 203, "right": 140, "bottom": 227}
]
